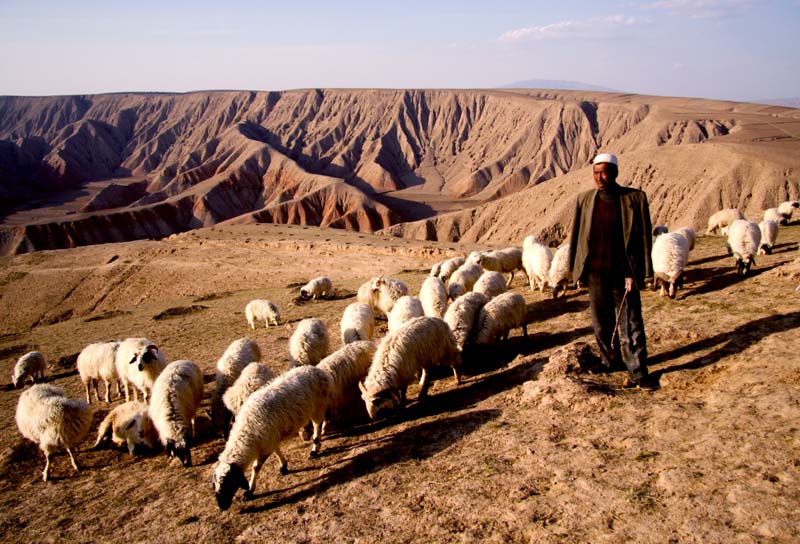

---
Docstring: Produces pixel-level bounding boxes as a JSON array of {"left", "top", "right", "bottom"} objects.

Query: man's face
[{"left": 593, "top": 162, "right": 617, "bottom": 191}]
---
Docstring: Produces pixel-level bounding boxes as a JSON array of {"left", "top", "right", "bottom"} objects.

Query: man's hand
[{"left": 625, "top": 277, "right": 635, "bottom": 292}]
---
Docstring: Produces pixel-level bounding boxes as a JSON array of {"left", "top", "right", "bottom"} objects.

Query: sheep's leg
[
  {"left": 309, "top": 420, "right": 323, "bottom": 458},
  {"left": 104, "top": 380, "right": 112, "bottom": 403},
  {"left": 418, "top": 369, "right": 431, "bottom": 400},
  {"left": 522, "top": 323, "right": 528, "bottom": 337},
  {"left": 506, "top": 272, "right": 514, "bottom": 288},
  {"left": 275, "top": 448, "right": 289, "bottom": 475},
  {"left": 451, "top": 366, "right": 462, "bottom": 385},
  {"left": 244, "top": 454, "right": 268, "bottom": 500},
  {"left": 84, "top": 383, "right": 92, "bottom": 404},
  {"left": 42, "top": 451, "right": 51, "bottom": 482},
  {"left": 66, "top": 447, "right": 80, "bottom": 473}
]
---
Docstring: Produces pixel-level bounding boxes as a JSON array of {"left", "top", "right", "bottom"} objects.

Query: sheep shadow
[
  {"left": 687, "top": 253, "right": 729, "bottom": 266},
  {"left": 680, "top": 264, "right": 777, "bottom": 298},
  {"left": 525, "top": 297, "right": 589, "bottom": 324}
]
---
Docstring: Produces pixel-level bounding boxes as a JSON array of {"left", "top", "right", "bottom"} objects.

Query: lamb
[
  {"left": 758, "top": 219, "right": 778, "bottom": 255},
  {"left": 387, "top": 295, "right": 425, "bottom": 333},
  {"left": 316, "top": 340, "right": 377, "bottom": 430},
  {"left": 300, "top": 276, "right": 333, "bottom": 299},
  {"left": 222, "top": 362, "right": 277, "bottom": 418},
  {"left": 115, "top": 338, "right": 166, "bottom": 404},
  {"left": 359, "top": 316, "right": 461, "bottom": 420},
  {"left": 340, "top": 302, "right": 375, "bottom": 344},
  {"left": 212, "top": 365, "right": 332, "bottom": 510},
  {"left": 444, "top": 292, "right": 490, "bottom": 351},
  {"left": 357, "top": 276, "right": 409, "bottom": 315},
  {"left": 764, "top": 207, "right": 783, "bottom": 224},
  {"left": 476, "top": 247, "right": 524, "bottom": 286},
  {"left": 15, "top": 384, "right": 92, "bottom": 481},
  {"left": 472, "top": 271, "right": 507, "bottom": 299},
  {"left": 473, "top": 292, "right": 528, "bottom": 345},
  {"left": 447, "top": 262, "right": 483, "bottom": 300},
  {"left": 727, "top": 219, "right": 762, "bottom": 276},
  {"left": 149, "top": 359, "right": 204, "bottom": 467},
  {"left": 419, "top": 276, "right": 448, "bottom": 319},
  {"left": 548, "top": 244, "right": 572, "bottom": 299},
  {"left": 674, "top": 227, "right": 696, "bottom": 251},
  {"left": 522, "top": 240, "right": 554, "bottom": 293},
  {"left": 93, "top": 401, "right": 159, "bottom": 456},
  {"left": 289, "top": 318, "right": 330, "bottom": 367},
  {"left": 12, "top": 351, "right": 46, "bottom": 388},
  {"left": 777, "top": 200, "right": 799, "bottom": 223},
  {"left": 651, "top": 232, "right": 690, "bottom": 298},
  {"left": 77, "top": 341, "right": 120, "bottom": 403},
  {"left": 435, "top": 257, "right": 466, "bottom": 283},
  {"left": 211, "top": 338, "right": 262, "bottom": 432},
  {"left": 706, "top": 208, "right": 744, "bottom": 235},
  {"left": 245, "top": 299, "right": 281, "bottom": 329}
]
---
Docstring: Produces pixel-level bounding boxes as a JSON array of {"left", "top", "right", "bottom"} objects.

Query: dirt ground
[{"left": 0, "top": 222, "right": 799, "bottom": 543}]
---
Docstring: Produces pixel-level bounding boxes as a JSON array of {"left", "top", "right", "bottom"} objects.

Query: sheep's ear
[
  {"left": 124, "top": 419, "right": 137, "bottom": 431},
  {"left": 129, "top": 354, "right": 138, "bottom": 365},
  {"left": 358, "top": 381, "right": 367, "bottom": 395},
  {"left": 145, "top": 344, "right": 157, "bottom": 352}
]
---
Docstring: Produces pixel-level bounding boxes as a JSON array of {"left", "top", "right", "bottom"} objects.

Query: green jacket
[{"left": 568, "top": 185, "right": 654, "bottom": 289}]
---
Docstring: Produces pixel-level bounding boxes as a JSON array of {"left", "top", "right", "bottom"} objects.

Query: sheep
[
  {"left": 222, "top": 362, "right": 277, "bottom": 418},
  {"left": 12, "top": 351, "right": 46, "bottom": 388},
  {"left": 315, "top": 340, "right": 377, "bottom": 431},
  {"left": 77, "top": 341, "right": 120, "bottom": 403},
  {"left": 674, "top": 226, "right": 696, "bottom": 251},
  {"left": 149, "top": 360, "right": 204, "bottom": 467},
  {"left": 476, "top": 247, "right": 524, "bottom": 286},
  {"left": 93, "top": 401, "right": 159, "bottom": 456},
  {"left": 651, "top": 232, "right": 690, "bottom": 298},
  {"left": 359, "top": 317, "right": 461, "bottom": 420},
  {"left": 652, "top": 225, "right": 669, "bottom": 238},
  {"left": 244, "top": 299, "right": 281, "bottom": 329},
  {"left": 706, "top": 208, "right": 744, "bottom": 235},
  {"left": 436, "top": 257, "right": 466, "bottom": 283},
  {"left": 289, "top": 318, "right": 330, "bottom": 367},
  {"left": 778, "top": 200, "right": 799, "bottom": 223},
  {"left": 212, "top": 365, "right": 332, "bottom": 510},
  {"left": 764, "top": 207, "right": 783, "bottom": 224},
  {"left": 211, "top": 338, "right": 262, "bottom": 432},
  {"left": 444, "top": 292, "right": 490, "bottom": 351},
  {"left": 727, "top": 219, "right": 762, "bottom": 276},
  {"left": 15, "top": 384, "right": 92, "bottom": 481},
  {"left": 473, "top": 292, "right": 528, "bottom": 345},
  {"left": 419, "top": 276, "right": 448, "bottom": 319},
  {"left": 387, "top": 295, "right": 425, "bottom": 333},
  {"left": 472, "top": 271, "right": 507, "bottom": 299},
  {"left": 447, "top": 262, "right": 483, "bottom": 300},
  {"left": 522, "top": 235, "right": 542, "bottom": 250},
  {"left": 522, "top": 240, "right": 554, "bottom": 293},
  {"left": 115, "top": 338, "right": 167, "bottom": 404},
  {"left": 300, "top": 276, "right": 333, "bottom": 299},
  {"left": 357, "top": 276, "right": 409, "bottom": 316},
  {"left": 548, "top": 244, "right": 572, "bottom": 299},
  {"left": 340, "top": 302, "right": 375, "bottom": 344},
  {"left": 758, "top": 219, "right": 779, "bottom": 255}
]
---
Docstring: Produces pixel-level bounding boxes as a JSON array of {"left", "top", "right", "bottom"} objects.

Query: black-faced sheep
[
  {"left": 727, "top": 219, "right": 761, "bottom": 276},
  {"left": 245, "top": 299, "right": 281, "bottom": 328},
  {"left": 472, "top": 292, "right": 528, "bottom": 345},
  {"left": 315, "top": 340, "right": 377, "bottom": 432},
  {"left": 340, "top": 302, "right": 375, "bottom": 344},
  {"left": 472, "top": 271, "right": 507, "bottom": 299},
  {"left": 443, "top": 292, "right": 489, "bottom": 352},
  {"left": 115, "top": 338, "right": 167, "bottom": 403},
  {"left": 548, "top": 244, "right": 572, "bottom": 299},
  {"left": 522, "top": 240, "right": 553, "bottom": 293},
  {"left": 651, "top": 232, "right": 690, "bottom": 298},
  {"left": 300, "top": 276, "right": 333, "bottom": 299},
  {"left": 387, "top": 295, "right": 425, "bottom": 333},
  {"left": 211, "top": 338, "right": 262, "bottom": 432},
  {"left": 447, "top": 262, "right": 483, "bottom": 300},
  {"left": 222, "top": 362, "right": 277, "bottom": 419},
  {"left": 758, "top": 219, "right": 778, "bottom": 255},
  {"left": 436, "top": 257, "right": 466, "bottom": 283},
  {"left": 777, "top": 200, "right": 799, "bottom": 223},
  {"left": 289, "top": 318, "right": 330, "bottom": 367},
  {"left": 149, "top": 360, "right": 204, "bottom": 467},
  {"left": 476, "top": 247, "right": 523, "bottom": 286},
  {"left": 12, "top": 351, "right": 47, "bottom": 388}
]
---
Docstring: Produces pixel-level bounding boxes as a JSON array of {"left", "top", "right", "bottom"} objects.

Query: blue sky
[{"left": 1, "top": 0, "right": 798, "bottom": 101}]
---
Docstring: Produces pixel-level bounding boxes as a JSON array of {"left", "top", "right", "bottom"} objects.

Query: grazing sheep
[
  {"left": 93, "top": 401, "right": 159, "bottom": 456},
  {"left": 222, "top": 362, "right": 277, "bottom": 418},
  {"left": 300, "top": 276, "right": 333, "bottom": 299},
  {"left": 466, "top": 250, "right": 488, "bottom": 264},
  {"left": 115, "top": 338, "right": 167, "bottom": 404},
  {"left": 357, "top": 276, "right": 409, "bottom": 316},
  {"left": 472, "top": 271, "right": 507, "bottom": 299},
  {"left": 447, "top": 262, "right": 483, "bottom": 300},
  {"left": 444, "top": 292, "right": 490, "bottom": 351},
  {"left": 473, "top": 292, "right": 528, "bottom": 345},
  {"left": 316, "top": 340, "right": 377, "bottom": 430},
  {"left": 764, "top": 207, "right": 783, "bottom": 224},
  {"left": 289, "top": 318, "right": 330, "bottom": 367},
  {"left": 706, "top": 208, "right": 744, "bottom": 235},
  {"left": 77, "top": 341, "right": 120, "bottom": 403},
  {"left": 387, "top": 296, "right": 425, "bottom": 333},
  {"left": 149, "top": 360, "right": 204, "bottom": 467},
  {"left": 436, "top": 257, "right": 466, "bottom": 283},
  {"left": 212, "top": 365, "right": 332, "bottom": 511},
  {"left": 245, "top": 299, "right": 281, "bottom": 329},
  {"left": 477, "top": 247, "right": 524, "bottom": 286},
  {"left": 522, "top": 235, "right": 542, "bottom": 250},
  {"left": 12, "top": 351, "right": 46, "bottom": 388},
  {"left": 340, "top": 302, "right": 375, "bottom": 344},
  {"left": 15, "top": 384, "right": 92, "bottom": 481},
  {"left": 727, "top": 219, "right": 762, "bottom": 276},
  {"left": 212, "top": 338, "right": 262, "bottom": 432},
  {"left": 758, "top": 219, "right": 779, "bottom": 255},
  {"left": 522, "top": 240, "right": 554, "bottom": 293},
  {"left": 651, "top": 232, "right": 690, "bottom": 298},
  {"left": 548, "top": 244, "right": 572, "bottom": 299},
  {"left": 674, "top": 227, "right": 696, "bottom": 251},
  {"left": 359, "top": 317, "right": 461, "bottom": 420},
  {"left": 778, "top": 200, "right": 799, "bottom": 223},
  {"left": 652, "top": 225, "right": 669, "bottom": 238},
  {"left": 419, "top": 276, "right": 448, "bottom": 319}
]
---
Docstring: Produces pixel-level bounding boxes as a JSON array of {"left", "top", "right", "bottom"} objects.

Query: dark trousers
[{"left": 587, "top": 272, "right": 649, "bottom": 381}]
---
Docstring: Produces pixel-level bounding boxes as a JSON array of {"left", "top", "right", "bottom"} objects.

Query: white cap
[{"left": 592, "top": 153, "right": 619, "bottom": 166}]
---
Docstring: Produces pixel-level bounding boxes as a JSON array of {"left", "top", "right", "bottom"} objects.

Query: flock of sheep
[{"left": 10, "top": 198, "right": 798, "bottom": 511}]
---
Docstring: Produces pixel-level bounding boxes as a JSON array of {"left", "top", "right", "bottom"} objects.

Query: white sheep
[
  {"left": 674, "top": 227, "right": 696, "bottom": 251},
  {"left": 222, "top": 362, "right": 277, "bottom": 418},
  {"left": 758, "top": 219, "right": 779, "bottom": 255},
  {"left": 764, "top": 207, "right": 783, "bottom": 224},
  {"left": 212, "top": 365, "right": 332, "bottom": 510},
  {"left": 300, "top": 276, "right": 333, "bottom": 299},
  {"left": 651, "top": 232, "right": 690, "bottom": 298},
  {"left": 245, "top": 299, "right": 281, "bottom": 329},
  {"left": 289, "top": 318, "right": 330, "bottom": 367},
  {"left": 357, "top": 276, "right": 409, "bottom": 316},
  {"left": 522, "top": 235, "right": 542, "bottom": 250},
  {"left": 419, "top": 276, "right": 448, "bottom": 319},
  {"left": 212, "top": 338, "right": 262, "bottom": 432},
  {"left": 447, "top": 262, "right": 483, "bottom": 300},
  {"left": 340, "top": 302, "right": 375, "bottom": 344},
  {"left": 115, "top": 338, "right": 167, "bottom": 404},
  {"left": 12, "top": 351, "right": 46, "bottom": 388},
  {"left": 473, "top": 292, "right": 528, "bottom": 345},
  {"left": 316, "top": 340, "right": 377, "bottom": 431},
  {"left": 77, "top": 341, "right": 120, "bottom": 403},
  {"left": 706, "top": 208, "right": 744, "bottom": 235},
  {"left": 727, "top": 219, "right": 762, "bottom": 276},
  {"left": 93, "top": 401, "right": 159, "bottom": 456},
  {"left": 387, "top": 295, "right": 425, "bottom": 333},
  {"left": 15, "top": 384, "right": 92, "bottom": 481},
  {"left": 472, "top": 271, "right": 507, "bottom": 299},
  {"left": 477, "top": 247, "right": 523, "bottom": 286},
  {"left": 548, "top": 244, "right": 572, "bottom": 299},
  {"left": 149, "top": 359, "right": 204, "bottom": 467},
  {"left": 436, "top": 257, "right": 466, "bottom": 283},
  {"left": 444, "top": 292, "right": 490, "bottom": 351},
  {"left": 359, "top": 316, "right": 461, "bottom": 420},
  {"left": 778, "top": 200, "right": 799, "bottom": 223},
  {"left": 522, "top": 241, "right": 554, "bottom": 293}
]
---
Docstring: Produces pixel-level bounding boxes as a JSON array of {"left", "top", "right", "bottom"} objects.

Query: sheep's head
[
  {"left": 129, "top": 345, "right": 161, "bottom": 371},
  {"left": 212, "top": 462, "right": 249, "bottom": 511},
  {"left": 359, "top": 382, "right": 400, "bottom": 420},
  {"left": 299, "top": 287, "right": 310, "bottom": 299},
  {"left": 165, "top": 437, "right": 192, "bottom": 467}
]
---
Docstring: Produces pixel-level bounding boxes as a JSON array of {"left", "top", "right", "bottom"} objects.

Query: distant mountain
[
  {"left": 500, "top": 79, "right": 621, "bottom": 93},
  {"left": 756, "top": 97, "right": 800, "bottom": 108}
]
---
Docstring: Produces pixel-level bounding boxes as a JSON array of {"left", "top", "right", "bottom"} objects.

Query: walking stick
[{"left": 610, "top": 288, "right": 629, "bottom": 351}]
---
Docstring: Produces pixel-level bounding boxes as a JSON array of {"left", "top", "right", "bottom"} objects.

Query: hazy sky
[{"left": 1, "top": 0, "right": 798, "bottom": 101}]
